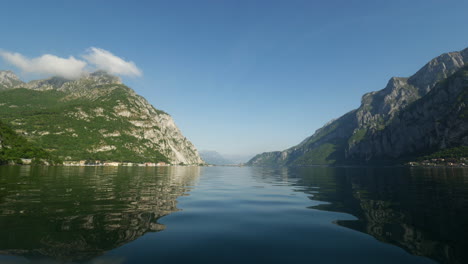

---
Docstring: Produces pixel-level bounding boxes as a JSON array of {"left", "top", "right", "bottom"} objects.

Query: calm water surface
[{"left": 0, "top": 166, "right": 467, "bottom": 264}]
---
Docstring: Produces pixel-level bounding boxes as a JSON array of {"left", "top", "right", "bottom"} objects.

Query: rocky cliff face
[
  {"left": 0, "top": 71, "right": 204, "bottom": 164},
  {"left": 348, "top": 66, "right": 468, "bottom": 160},
  {"left": 0, "top": 70, "right": 23, "bottom": 89},
  {"left": 248, "top": 47, "right": 468, "bottom": 166}
]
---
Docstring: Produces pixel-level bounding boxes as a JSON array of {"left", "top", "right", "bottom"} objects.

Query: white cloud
[
  {"left": 0, "top": 51, "right": 87, "bottom": 79},
  {"left": 83, "top": 47, "right": 142, "bottom": 77},
  {"left": 0, "top": 47, "right": 142, "bottom": 79}
]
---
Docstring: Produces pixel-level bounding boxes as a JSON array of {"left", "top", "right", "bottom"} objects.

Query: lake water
[{"left": 0, "top": 166, "right": 467, "bottom": 264}]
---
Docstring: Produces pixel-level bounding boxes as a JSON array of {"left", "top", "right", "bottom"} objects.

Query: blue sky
[{"left": 1, "top": 0, "right": 468, "bottom": 159}]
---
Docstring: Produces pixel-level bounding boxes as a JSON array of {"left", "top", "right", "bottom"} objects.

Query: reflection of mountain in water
[
  {"left": 292, "top": 167, "right": 468, "bottom": 264},
  {"left": 0, "top": 166, "right": 200, "bottom": 263}
]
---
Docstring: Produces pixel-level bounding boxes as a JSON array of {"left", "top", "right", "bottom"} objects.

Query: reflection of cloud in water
[{"left": 0, "top": 166, "right": 200, "bottom": 263}]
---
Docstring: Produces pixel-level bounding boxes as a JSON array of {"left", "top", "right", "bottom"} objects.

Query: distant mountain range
[
  {"left": 248, "top": 47, "right": 468, "bottom": 166},
  {"left": 0, "top": 71, "right": 204, "bottom": 165},
  {"left": 199, "top": 150, "right": 235, "bottom": 165}
]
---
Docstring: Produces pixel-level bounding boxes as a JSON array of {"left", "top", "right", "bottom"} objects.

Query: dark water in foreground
[{"left": 0, "top": 166, "right": 467, "bottom": 264}]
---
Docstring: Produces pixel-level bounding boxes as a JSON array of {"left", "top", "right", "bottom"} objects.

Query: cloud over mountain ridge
[{"left": 0, "top": 47, "right": 142, "bottom": 79}]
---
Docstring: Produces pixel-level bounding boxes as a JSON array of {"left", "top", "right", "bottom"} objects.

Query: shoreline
[{"left": 0, "top": 164, "right": 205, "bottom": 167}]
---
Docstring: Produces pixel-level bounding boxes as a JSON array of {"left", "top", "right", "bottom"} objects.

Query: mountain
[
  {"left": 0, "top": 70, "right": 23, "bottom": 90},
  {"left": 224, "top": 153, "right": 255, "bottom": 164},
  {"left": 199, "top": 150, "right": 234, "bottom": 165},
  {"left": 0, "top": 120, "right": 57, "bottom": 165},
  {"left": 248, "top": 47, "right": 468, "bottom": 166},
  {"left": 0, "top": 71, "right": 204, "bottom": 165}
]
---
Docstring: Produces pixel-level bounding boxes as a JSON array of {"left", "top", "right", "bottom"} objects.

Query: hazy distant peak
[{"left": 199, "top": 150, "right": 234, "bottom": 165}]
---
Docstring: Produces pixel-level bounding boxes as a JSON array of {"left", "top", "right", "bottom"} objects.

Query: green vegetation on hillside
[
  {"left": 0, "top": 120, "right": 59, "bottom": 165},
  {"left": 348, "top": 128, "right": 367, "bottom": 145},
  {"left": 0, "top": 86, "right": 168, "bottom": 163},
  {"left": 293, "top": 143, "right": 338, "bottom": 165},
  {"left": 419, "top": 146, "right": 468, "bottom": 160}
]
